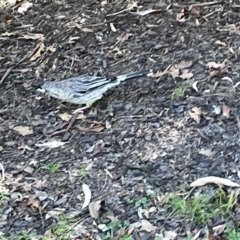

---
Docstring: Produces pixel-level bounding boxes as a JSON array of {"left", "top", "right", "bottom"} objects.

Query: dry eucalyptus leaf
[
  {"left": 35, "top": 140, "right": 66, "bottom": 149},
  {"left": 168, "top": 66, "right": 179, "bottom": 79},
  {"left": 206, "top": 61, "right": 226, "bottom": 69},
  {"left": 82, "top": 183, "right": 91, "bottom": 209},
  {"left": 13, "top": 126, "right": 33, "bottom": 136},
  {"left": 58, "top": 112, "right": 86, "bottom": 121},
  {"left": 89, "top": 200, "right": 102, "bottom": 219},
  {"left": 174, "top": 60, "right": 193, "bottom": 69},
  {"left": 190, "top": 176, "right": 240, "bottom": 187},
  {"left": 179, "top": 72, "right": 193, "bottom": 79}
]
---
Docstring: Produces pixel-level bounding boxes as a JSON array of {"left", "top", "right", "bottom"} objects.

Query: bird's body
[{"left": 38, "top": 70, "right": 152, "bottom": 113}]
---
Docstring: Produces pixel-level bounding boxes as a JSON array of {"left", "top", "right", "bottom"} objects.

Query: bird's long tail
[{"left": 116, "top": 70, "right": 153, "bottom": 81}]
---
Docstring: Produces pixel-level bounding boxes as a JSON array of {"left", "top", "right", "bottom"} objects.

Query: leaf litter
[{"left": 2, "top": 0, "right": 240, "bottom": 239}]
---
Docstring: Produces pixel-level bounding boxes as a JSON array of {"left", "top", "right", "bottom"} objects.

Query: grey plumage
[{"left": 38, "top": 70, "right": 152, "bottom": 112}]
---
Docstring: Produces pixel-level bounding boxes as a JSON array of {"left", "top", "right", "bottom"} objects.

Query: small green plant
[
  {"left": 120, "top": 236, "right": 134, "bottom": 240},
  {"left": 112, "top": 154, "right": 120, "bottom": 162},
  {"left": 171, "top": 83, "right": 190, "bottom": 100},
  {"left": 13, "top": 230, "right": 36, "bottom": 240},
  {"left": 135, "top": 197, "right": 148, "bottom": 208},
  {"left": 40, "top": 163, "right": 61, "bottom": 174},
  {"left": 225, "top": 227, "right": 240, "bottom": 240},
  {"left": 0, "top": 192, "right": 10, "bottom": 201},
  {"left": 123, "top": 196, "right": 134, "bottom": 204},
  {"left": 103, "top": 220, "right": 131, "bottom": 239},
  {"left": 79, "top": 164, "right": 87, "bottom": 179},
  {"left": 50, "top": 215, "right": 74, "bottom": 238},
  {"left": 168, "top": 188, "right": 235, "bottom": 225}
]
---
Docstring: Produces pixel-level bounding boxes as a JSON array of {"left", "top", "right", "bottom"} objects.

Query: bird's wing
[{"left": 61, "top": 75, "right": 111, "bottom": 93}]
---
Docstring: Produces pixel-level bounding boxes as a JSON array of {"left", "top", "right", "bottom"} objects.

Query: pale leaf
[
  {"left": 13, "top": 126, "right": 33, "bottom": 136},
  {"left": 82, "top": 183, "right": 91, "bottom": 209},
  {"left": 35, "top": 140, "right": 66, "bottom": 149},
  {"left": 141, "top": 219, "right": 158, "bottom": 232},
  {"left": 58, "top": 112, "right": 86, "bottom": 121},
  {"left": 174, "top": 61, "right": 193, "bottom": 69},
  {"left": 190, "top": 176, "right": 240, "bottom": 187},
  {"left": 18, "top": 1, "right": 33, "bottom": 14},
  {"left": 198, "top": 148, "right": 215, "bottom": 157}
]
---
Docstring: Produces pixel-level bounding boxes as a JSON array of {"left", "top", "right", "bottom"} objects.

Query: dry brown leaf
[
  {"left": 58, "top": 112, "right": 86, "bottom": 121},
  {"left": 210, "top": 66, "right": 228, "bottom": 77},
  {"left": 190, "top": 176, "right": 240, "bottom": 187},
  {"left": 222, "top": 104, "right": 230, "bottom": 118},
  {"left": 168, "top": 66, "right": 179, "bottom": 79},
  {"left": 141, "top": 219, "right": 158, "bottom": 232},
  {"left": 179, "top": 72, "right": 193, "bottom": 79},
  {"left": 13, "top": 126, "right": 33, "bottom": 136},
  {"left": 206, "top": 61, "right": 226, "bottom": 69},
  {"left": 89, "top": 200, "right": 102, "bottom": 219},
  {"left": 27, "top": 198, "right": 41, "bottom": 211},
  {"left": 174, "top": 60, "right": 193, "bottom": 69},
  {"left": 198, "top": 148, "right": 215, "bottom": 157},
  {"left": 189, "top": 107, "right": 201, "bottom": 124},
  {"left": 30, "top": 42, "right": 45, "bottom": 61}
]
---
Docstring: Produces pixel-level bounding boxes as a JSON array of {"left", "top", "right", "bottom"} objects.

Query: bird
[{"left": 37, "top": 70, "right": 153, "bottom": 114}]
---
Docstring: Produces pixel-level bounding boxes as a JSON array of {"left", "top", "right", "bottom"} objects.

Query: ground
[{"left": 1, "top": 0, "right": 240, "bottom": 239}]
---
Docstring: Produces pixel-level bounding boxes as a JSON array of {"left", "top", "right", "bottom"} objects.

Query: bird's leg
[{"left": 72, "top": 103, "right": 93, "bottom": 114}]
